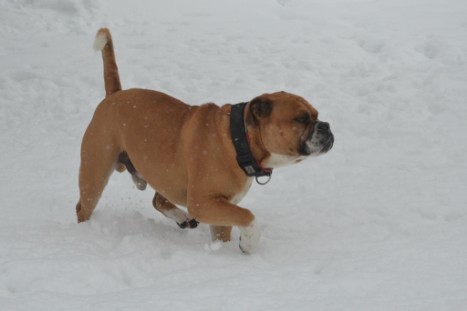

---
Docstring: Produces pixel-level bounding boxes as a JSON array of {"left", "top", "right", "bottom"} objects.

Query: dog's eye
[{"left": 294, "top": 114, "right": 310, "bottom": 125}]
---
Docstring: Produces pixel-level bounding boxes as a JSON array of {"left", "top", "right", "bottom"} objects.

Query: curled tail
[{"left": 93, "top": 28, "right": 122, "bottom": 97}]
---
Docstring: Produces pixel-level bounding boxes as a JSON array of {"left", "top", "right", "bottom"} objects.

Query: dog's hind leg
[
  {"left": 152, "top": 192, "right": 199, "bottom": 229},
  {"left": 76, "top": 124, "right": 120, "bottom": 223}
]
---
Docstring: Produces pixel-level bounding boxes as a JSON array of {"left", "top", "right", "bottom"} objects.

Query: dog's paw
[
  {"left": 177, "top": 219, "right": 200, "bottom": 229},
  {"left": 161, "top": 207, "right": 198, "bottom": 229},
  {"left": 239, "top": 220, "right": 261, "bottom": 254}
]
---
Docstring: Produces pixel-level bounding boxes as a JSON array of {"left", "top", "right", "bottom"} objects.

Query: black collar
[{"left": 230, "top": 102, "right": 272, "bottom": 183}]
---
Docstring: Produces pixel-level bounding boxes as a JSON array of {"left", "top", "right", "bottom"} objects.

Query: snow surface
[{"left": 1, "top": 0, "right": 467, "bottom": 310}]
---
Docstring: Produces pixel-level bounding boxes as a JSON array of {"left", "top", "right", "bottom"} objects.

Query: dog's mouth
[
  {"left": 299, "top": 122, "right": 334, "bottom": 156},
  {"left": 320, "top": 133, "right": 334, "bottom": 153}
]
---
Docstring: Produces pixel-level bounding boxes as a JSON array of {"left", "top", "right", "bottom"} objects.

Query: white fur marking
[
  {"left": 93, "top": 32, "right": 108, "bottom": 51},
  {"left": 239, "top": 220, "right": 261, "bottom": 253},
  {"left": 163, "top": 208, "right": 191, "bottom": 224},
  {"left": 265, "top": 153, "right": 306, "bottom": 168}
]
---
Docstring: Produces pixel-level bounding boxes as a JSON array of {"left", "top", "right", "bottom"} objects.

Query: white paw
[
  {"left": 164, "top": 208, "right": 189, "bottom": 223},
  {"left": 239, "top": 220, "right": 261, "bottom": 254},
  {"left": 163, "top": 208, "right": 199, "bottom": 229}
]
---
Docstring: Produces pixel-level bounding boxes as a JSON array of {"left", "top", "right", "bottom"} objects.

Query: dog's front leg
[
  {"left": 188, "top": 196, "right": 261, "bottom": 253},
  {"left": 210, "top": 225, "right": 232, "bottom": 242}
]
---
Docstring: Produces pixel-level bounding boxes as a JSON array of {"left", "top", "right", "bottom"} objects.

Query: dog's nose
[{"left": 317, "top": 121, "right": 330, "bottom": 131}]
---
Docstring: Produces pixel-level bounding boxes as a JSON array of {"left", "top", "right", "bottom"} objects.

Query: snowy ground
[{"left": 1, "top": 0, "right": 467, "bottom": 310}]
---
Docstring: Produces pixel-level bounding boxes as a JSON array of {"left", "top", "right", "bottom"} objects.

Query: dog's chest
[{"left": 230, "top": 178, "right": 253, "bottom": 205}]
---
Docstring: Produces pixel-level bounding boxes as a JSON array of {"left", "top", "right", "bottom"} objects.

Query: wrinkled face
[{"left": 247, "top": 92, "right": 334, "bottom": 168}]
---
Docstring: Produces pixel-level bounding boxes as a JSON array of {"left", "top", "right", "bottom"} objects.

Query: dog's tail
[{"left": 93, "top": 28, "right": 122, "bottom": 97}]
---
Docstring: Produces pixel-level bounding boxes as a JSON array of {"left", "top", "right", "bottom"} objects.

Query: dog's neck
[{"left": 230, "top": 102, "right": 272, "bottom": 181}]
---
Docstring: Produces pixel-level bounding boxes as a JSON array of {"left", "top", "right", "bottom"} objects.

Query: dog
[{"left": 76, "top": 28, "right": 334, "bottom": 253}]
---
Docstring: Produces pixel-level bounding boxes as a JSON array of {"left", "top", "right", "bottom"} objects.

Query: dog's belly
[
  {"left": 134, "top": 149, "right": 189, "bottom": 206},
  {"left": 101, "top": 89, "right": 196, "bottom": 205},
  {"left": 122, "top": 128, "right": 189, "bottom": 206}
]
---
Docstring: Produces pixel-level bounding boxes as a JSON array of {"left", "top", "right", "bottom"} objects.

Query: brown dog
[{"left": 76, "top": 28, "right": 334, "bottom": 253}]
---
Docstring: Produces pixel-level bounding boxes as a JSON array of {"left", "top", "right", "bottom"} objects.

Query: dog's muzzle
[{"left": 299, "top": 121, "right": 334, "bottom": 156}]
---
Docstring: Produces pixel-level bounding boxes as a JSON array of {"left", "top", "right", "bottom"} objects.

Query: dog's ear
[{"left": 246, "top": 95, "right": 273, "bottom": 125}]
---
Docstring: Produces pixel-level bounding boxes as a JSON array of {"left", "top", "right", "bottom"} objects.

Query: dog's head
[{"left": 246, "top": 92, "right": 334, "bottom": 168}]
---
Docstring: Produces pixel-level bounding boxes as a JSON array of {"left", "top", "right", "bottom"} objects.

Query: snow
[{"left": 1, "top": 0, "right": 467, "bottom": 310}]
